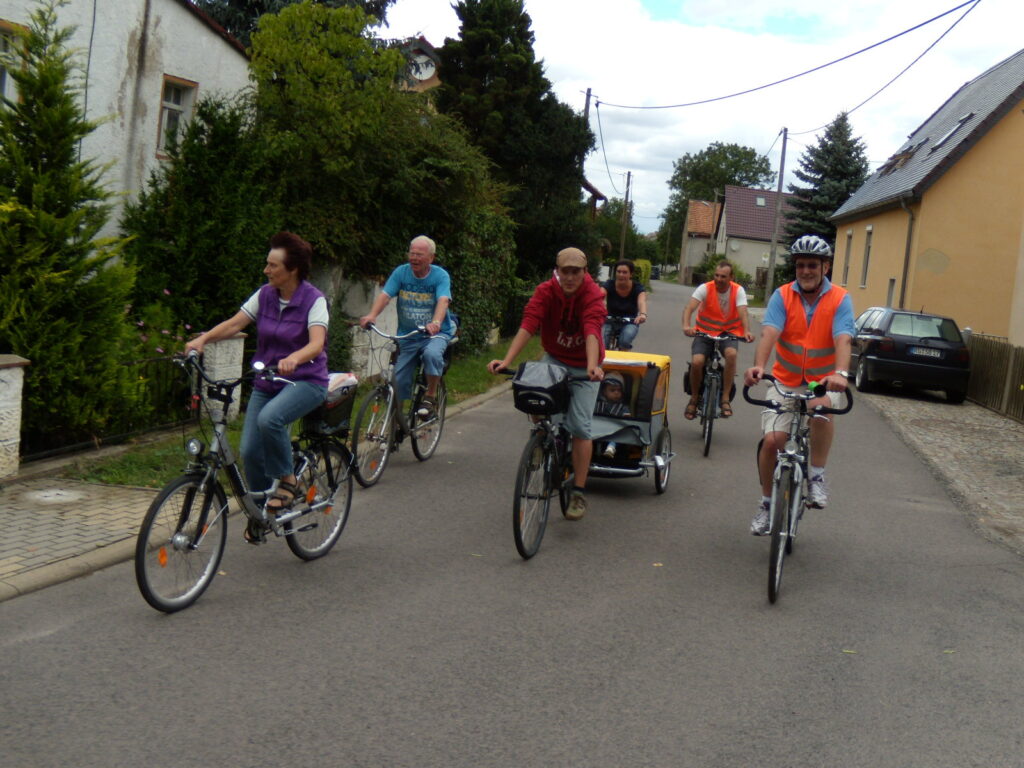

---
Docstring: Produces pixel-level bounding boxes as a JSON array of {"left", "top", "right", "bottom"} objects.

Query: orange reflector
[
  {"left": 323, "top": 505, "right": 333, "bottom": 515},
  {"left": 306, "top": 486, "right": 317, "bottom": 503},
  {"left": 158, "top": 547, "right": 168, "bottom": 567}
]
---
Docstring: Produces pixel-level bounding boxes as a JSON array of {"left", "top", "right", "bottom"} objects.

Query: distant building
[
  {"left": 831, "top": 48, "right": 1024, "bottom": 343},
  {"left": 0, "top": 0, "right": 250, "bottom": 235},
  {"left": 714, "top": 186, "right": 795, "bottom": 287}
]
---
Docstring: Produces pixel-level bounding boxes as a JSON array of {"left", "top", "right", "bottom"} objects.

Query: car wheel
[
  {"left": 854, "top": 363, "right": 874, "bottom": 393},
  {"left": 946, "top": 388, "right": 967, "bottom": 404}
]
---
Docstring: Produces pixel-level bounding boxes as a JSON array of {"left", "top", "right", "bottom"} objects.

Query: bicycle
[
  {"left": 604, "top": 315, "right": 638, "bottom": 351},
  {"left": 350, "top": 322, "right": 455, "bottom": 487},
  {"left": 135, "top": 353, "right": 355, "bottom": 613},
  {"left": 691, "top": 331, "right": 743, "bottom": 457},
  {"left": 742, "top": 373, "right": 853, "bottom": 604},
  {"left": 503, "top": 362, "right": 591, "bottom": 560}
]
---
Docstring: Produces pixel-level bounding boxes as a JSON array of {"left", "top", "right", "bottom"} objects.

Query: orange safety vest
[
  {"left": 772, "top": 282, "right": 848, "bottom": 386},
  {"left": 695, "top": 281, "right": 744, "bottom": 336}
]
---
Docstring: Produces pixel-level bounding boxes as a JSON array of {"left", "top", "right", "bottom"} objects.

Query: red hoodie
[{"left": 520, "top": 273, "right": 606, "bottom": 368}]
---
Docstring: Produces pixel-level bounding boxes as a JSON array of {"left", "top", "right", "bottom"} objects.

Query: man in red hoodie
[{"left": 488, "top": 247, "right": 606, "bottom": 520}]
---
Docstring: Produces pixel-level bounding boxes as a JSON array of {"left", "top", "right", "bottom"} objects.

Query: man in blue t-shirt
[{"left": 360, "top": 235, "right": 456, "bottom": 418}]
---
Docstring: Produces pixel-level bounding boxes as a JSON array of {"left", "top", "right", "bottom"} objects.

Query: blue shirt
[
  {"left": 382, "top": 263, "right": 456, "bottom": 336},
  {"left": 763, "top": 277, "right": 855, "bottom": 338}
]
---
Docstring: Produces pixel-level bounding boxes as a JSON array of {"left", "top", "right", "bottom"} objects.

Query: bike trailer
[
  {"left": 511, "top": 362, "right": 570, "bottom": 415},
  {"left": 303, "top": 372, "right": 357, "bottom": 435},
  {"left": 590, "top": 352, "right": 671, "bottom": 445}
]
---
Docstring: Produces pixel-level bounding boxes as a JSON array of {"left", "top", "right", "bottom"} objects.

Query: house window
[
  {"left": 886, "top": 278, "right": 896, "bottom": 307},
  {"left": 860, "top": 229, "right": 872, "bottom": 288},
  {"left": 1, "top": 27, "right": 16, "bottom": 107},
  {"left": 930, "top": 113, "right": 975, "bottom": 152},
  {"left": 755, "top": 196, "right": 766, "bottom": 207},
  {"left": 841, "top": 232, "right": 852, "bottom": 286},
  {"left": 158, "top": 76, "right": 197, "bottom": 151}
]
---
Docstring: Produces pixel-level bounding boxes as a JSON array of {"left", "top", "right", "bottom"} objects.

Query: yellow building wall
[{"left": 835, "top": 101, "right": 1024, "bottom": 339}]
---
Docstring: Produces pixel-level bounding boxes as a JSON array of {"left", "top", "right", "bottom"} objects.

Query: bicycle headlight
[
  {"left": 186, "top": 438, "right": 205, "bottom": 456},
  {"left": 784, "top": 439, "right": 798, "bottom": 454}
]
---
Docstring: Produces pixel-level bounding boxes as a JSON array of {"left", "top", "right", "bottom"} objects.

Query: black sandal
[
  {"left": 243, "top": 517, "right": 266, "bottom": 545},
  {"left": 266, "top": 480, "right": 300, "bottom": 514}
]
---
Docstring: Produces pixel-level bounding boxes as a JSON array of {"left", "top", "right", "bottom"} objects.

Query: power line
[
  {"left": 594, "top": 101, "right": 624, "bottom": 195},
  {"left": 594, "top": 0, "right": 978, "bottom": 111},
  {"left": 791, "top": 0, "right": 981, "bottom": 136}
]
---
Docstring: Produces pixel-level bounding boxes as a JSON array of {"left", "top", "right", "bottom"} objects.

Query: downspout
[{"left": 898, "top": 196, "right": 915, "bottom": 309}]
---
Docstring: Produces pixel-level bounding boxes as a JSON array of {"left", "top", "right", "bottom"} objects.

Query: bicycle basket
[
  {"left": 303, "top": 372, "right": 357, "bottom": 435},
  {"left": 512, "top": 362, "right": 569, "bottom": 415}
]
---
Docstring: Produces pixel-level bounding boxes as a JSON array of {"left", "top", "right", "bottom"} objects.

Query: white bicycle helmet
[{"left": 790, "top": 234, "right": 833, "bottom": 259}]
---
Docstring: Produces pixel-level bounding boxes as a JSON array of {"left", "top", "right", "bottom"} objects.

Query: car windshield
[{"left": 889, "top": 313, "right": 961, "bottom": 342}]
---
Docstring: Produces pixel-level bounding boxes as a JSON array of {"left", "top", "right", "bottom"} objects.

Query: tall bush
[
  {"left": 121, "top": 93, "right": 283, "bottom": 332},
  {"left": 0, "top": 0, "right": 139, "bottom": 452}
]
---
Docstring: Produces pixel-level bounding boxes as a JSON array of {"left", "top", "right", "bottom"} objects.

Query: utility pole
[
  {"left": 619, "top": 171, "right": 632, "bottom": 260},
  {"left": 765, "top": 127, "right": 788, "bottom": 300},
  {"left": 583, "top": 87, "right": 592, "bottom": 124}
]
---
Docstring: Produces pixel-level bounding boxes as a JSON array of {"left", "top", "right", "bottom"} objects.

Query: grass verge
[{"left": 61, "top": 335, "right": 542, "bottom": 488}]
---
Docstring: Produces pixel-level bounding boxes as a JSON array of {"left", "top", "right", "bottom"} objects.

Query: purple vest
[{"left": 253, "top": 281, "right": 329, "bottom": 393}]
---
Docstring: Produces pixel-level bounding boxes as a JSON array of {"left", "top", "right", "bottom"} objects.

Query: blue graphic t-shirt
[{"left": 382, "top": 263, "right": 456, "bottom": 336}]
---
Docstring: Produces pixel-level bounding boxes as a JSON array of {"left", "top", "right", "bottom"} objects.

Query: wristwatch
[{"left": 835, "top": 369, "right": 849, "bottom": 377}]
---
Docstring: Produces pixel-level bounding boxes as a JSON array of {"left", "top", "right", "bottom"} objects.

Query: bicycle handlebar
[
  {"left": 693, "top": 331, "right": 747, "bottom": 342},
  {"left": 605, "top": 314, "right": 637, "bottom": 324},
  {"left": 742, "top": 373, "right": 853, "bottom": 415},
  {"left": 363, "top": 322, "right": 429, "bottom": 341},
  {"left": 496, "top": 366, "right": 594, "bottom": 383}
]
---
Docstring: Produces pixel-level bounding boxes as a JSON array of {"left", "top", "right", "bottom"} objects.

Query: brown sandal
[
  {"left": 685, "top": 401, "right": 698, "bottom": 420},
  {"left": 720, "top": 402, "right": 733, "bottom": 418},
  {"left": 266, "top": 480, "right": 300, "bottom": 514}
]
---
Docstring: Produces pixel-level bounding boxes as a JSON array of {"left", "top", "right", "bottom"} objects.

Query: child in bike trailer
[
  {"left": 595, "top": 372, "right": 630, "bottom": 458},
  {"left": 488, "top": 247, "right": 606, "bottom": 521}
]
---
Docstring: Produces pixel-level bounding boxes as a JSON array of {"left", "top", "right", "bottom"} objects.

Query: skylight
[{"left": 930, "top": 113, "right": 975, "bottom": 152}]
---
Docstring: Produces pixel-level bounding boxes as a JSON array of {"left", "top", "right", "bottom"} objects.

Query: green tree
[
  {"left": 435, "top": 0, "right": 595, "bottom": 279},
  {"left": 192, "top": 0, "right": 396, "bottom": 47},
  {"left": 784, "top": 112, "right": 869, "bottom": 245},
  {"left": 121, "top": 93, "right": 284, "bottom": 332},
  {"left": 0, "top": 0, "right": 138, "bottom": 452},
  {"left": 594, "top": 197, "right": 645, "bottom": 265},
  {"left": 665, "top": 141, "right": 775, "bottom": 206}
]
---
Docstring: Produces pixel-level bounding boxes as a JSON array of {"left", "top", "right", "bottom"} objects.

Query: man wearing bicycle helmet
[
  {"left": 487, "top": 247, "right": 606, "bottom": 521},
  {"left": 682, "top": 259, "right": 755, "bottom": 419},
  {"left": 359, "top": 235, "right": 456, "bottom": 419},
  {"left": 743, "top": 234, "right": 855, "bottom": 535}
]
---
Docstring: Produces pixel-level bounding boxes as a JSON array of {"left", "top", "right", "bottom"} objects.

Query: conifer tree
[
  {"left": 785, "top": 113, "right": 870, "bottom": 246},
  {"left": 0, "top": 0, "right": 138, "bottom": 452}
]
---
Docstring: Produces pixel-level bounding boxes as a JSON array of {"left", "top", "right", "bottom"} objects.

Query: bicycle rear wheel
[
  {"left": 352, "top": 387, "right": 393, "bottom": 488},
  {"left": 702, "top": 376, "right": 719, "bottom": 457},
  {"left": 135, "top": 475, "right": 228, "bottom": 613},
  {"left": 513, "top": 432, "right": 551, "bottom": 560},
  {"left": 410, "top": 379, "right": 447, "bottom": 461},
  {"left": 653, "top": 426, "right": 672, "bottom": 494},
  {"left": 768, "top": 464, "right": 794, "bottom": 604},
  {"left": 286, "top": 443, "right": 353, "bottom": 560}
]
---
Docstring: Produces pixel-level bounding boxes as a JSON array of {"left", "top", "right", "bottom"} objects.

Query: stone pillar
[
  {"left": 0, "top": 355, "right": 30, "bottom": 480},
  {"left": 342, "top": 280, "right": 397, "bottom": 382},
  {"left": 202, "top": 335, "right": 246, "bottom": 422}
]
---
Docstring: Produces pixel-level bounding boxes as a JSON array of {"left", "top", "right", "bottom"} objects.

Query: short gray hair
[{"left": 410, "top": 235, "right": 436, "bottom": 255}]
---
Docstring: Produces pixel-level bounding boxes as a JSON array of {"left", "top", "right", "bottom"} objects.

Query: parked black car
[
  {"left": 650, "top": 265, "right": 661, "bottom": 280},
  {"left": 850, "top": 307, "right": 970, "bottom": 403}
]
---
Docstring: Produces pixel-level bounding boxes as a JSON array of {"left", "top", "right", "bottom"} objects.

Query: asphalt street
[{"left": 1, "top": 279, "right": 1022, "bottom": 768}]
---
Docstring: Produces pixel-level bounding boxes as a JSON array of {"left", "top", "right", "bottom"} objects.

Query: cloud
[{"left": 384, "top": 0, "right": 1022, "bottom": 232}]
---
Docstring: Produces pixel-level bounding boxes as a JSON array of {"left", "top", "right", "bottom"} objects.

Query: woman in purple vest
[{"left": 185, "top": 232, "right": 329, "bottom": 533}]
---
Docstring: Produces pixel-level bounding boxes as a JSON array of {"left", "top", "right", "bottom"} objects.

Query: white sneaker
[
  {"left": 808, "top": 475, "right": 828, "bottom": 509},
  {"left": 750, "top": 501, "right": 770, "bottom": 536},
  {"left": 565, "top": 492, "right": 587, "bottom": 521},
  {"left": 602, "top": 444, "right": 616, "bottom": 459}
]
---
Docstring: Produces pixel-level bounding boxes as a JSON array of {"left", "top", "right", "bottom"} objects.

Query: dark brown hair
[
  {"left": 614, "top": 259, "right": 635, "bottom": 276},
  {"left": 269, "top": 231, "right": 313, "bottom": 281}
]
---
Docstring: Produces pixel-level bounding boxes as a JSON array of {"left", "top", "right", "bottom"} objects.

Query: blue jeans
[
  {"left": 603, "top": 320, "right": 639, "bottom": 350},
  {"left": 241, "top": 382, "right": 327, "bottom": 492},
  {"left": 394, "top": 333, "right": 452, "bottom": 401}
]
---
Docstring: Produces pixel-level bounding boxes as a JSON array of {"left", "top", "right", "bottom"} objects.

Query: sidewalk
[{"left": 1, "top": 381, "right": 1022, "bottom": 603}]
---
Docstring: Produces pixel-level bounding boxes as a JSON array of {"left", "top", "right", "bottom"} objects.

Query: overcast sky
[{"left": 381, "top": 0, "right": 1023, "bottom": 234}]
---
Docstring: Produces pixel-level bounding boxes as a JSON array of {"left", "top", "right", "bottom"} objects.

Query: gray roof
[{"left": 832, "top": 47, "right": 1024, "bottom": 221}]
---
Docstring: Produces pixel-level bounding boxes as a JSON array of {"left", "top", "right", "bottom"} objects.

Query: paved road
[{"left": 1, "top": 280, "right": 1023, "bottom": 767}]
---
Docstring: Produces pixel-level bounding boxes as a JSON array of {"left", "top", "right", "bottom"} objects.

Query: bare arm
[
  {"left": 822, "top": 334, "right": 851, "bottom": 392},
  {"left": 636, "top": 291, "right": 648, "bottom": 323},
  {"left": 737, "top": 306, "right": 755, "bottom": 342},
  {"left": 681, "top": 297, "right": 701, "bottom": 336},
  {"left": 426, "top": 296, "right": 450, "bottom": 336},
  {"left": 488, "top": 327, "right": 534, "bottom": 374},
  {"left": 184, "top": 310, "right": 251, "bottom": 355},
  {"left": 359, "top": 292, "right": 392, "bottom": 329},
  {"left": 745, "top": 325, "right": 780, "bottom": 385},
  {"left": 585, "top": 333, "right": 604, "bottom": 381}
]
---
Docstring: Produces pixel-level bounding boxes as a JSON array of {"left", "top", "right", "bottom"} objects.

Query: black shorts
[{"left": 691, "top": 335, "right": 739, "bottom": 358}]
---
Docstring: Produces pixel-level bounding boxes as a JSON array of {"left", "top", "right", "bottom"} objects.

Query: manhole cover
[{"left": 25, "top": 488, "right": 87, "bottom": 504}]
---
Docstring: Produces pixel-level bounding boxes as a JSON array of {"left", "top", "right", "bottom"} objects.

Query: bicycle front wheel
[
  {"left": 352, "top": 387, "right": 394, "bottom": 488},
  {"left": 768, "top": 464, "right": 794, "bottom": 604},
  {"left": 702, "top": 376, "right": 719, "bottom": 457},
  {"left": 513, "top": 432, "right": 551, "bottom": 560},
  {"left": 286, "top": 443, "right": 353, "bottom": 560},
  {"left": 135, "top": 475, "right": 228, "bottom": 613},
  {"left": 410, "top": 379, "right": 447, "bottom": 461}
]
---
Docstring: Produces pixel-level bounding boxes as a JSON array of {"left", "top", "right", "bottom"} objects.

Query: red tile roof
[
  {"left": 723, "top": 185, "right": 795, "bottom": 242},
  {"left": 686, "top": 199, "right": 721, "bottom": 237}
]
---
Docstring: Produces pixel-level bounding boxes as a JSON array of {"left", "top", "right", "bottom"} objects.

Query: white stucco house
[{"left": 0, "top": 0, "right": 250, "bottom": 233}]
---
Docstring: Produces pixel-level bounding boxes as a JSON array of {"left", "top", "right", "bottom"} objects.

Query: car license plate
[{"left": 910, "top": 346, "right": 942, "bottom": 358}]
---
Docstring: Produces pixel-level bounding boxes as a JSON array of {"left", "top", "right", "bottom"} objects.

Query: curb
[{"left": 0, "top": 381, "right": 515, "bottom": 604}]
